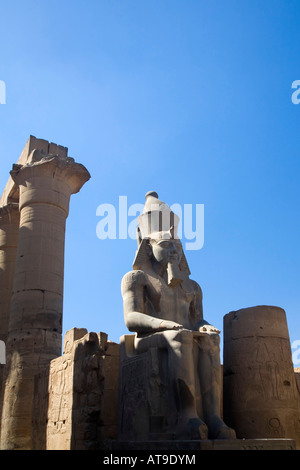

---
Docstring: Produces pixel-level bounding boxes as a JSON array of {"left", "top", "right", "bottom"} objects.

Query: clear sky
[{"left": 1, "top": 0, "right": 300, "bottom": 365}]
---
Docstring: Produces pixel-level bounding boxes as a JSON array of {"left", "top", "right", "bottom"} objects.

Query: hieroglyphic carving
[
  {"left": 223, "top": 306, "right": 300, "bottom": 449},
  {"left": 46, "top": 329, "right": 119, "bottom": 450}
]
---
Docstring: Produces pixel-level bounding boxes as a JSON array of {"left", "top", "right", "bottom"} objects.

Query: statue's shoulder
[
  {"left": 184, "top": 278, "right": 203, "bottom": 296},
  {"left": 121, "top": 269, "right": 147, "bottom": 291}
]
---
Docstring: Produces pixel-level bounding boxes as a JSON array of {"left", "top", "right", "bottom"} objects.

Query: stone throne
[{"left": 118, "top": 191, "right": 236, "bottom": 443}]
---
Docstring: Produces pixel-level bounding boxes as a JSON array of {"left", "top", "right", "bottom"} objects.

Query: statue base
[{"left": 111, "top": 438, "right": 296, "bottom": 450}]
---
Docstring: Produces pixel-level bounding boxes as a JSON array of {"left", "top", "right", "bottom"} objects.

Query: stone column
[
  {"left": 0, "top": 204, "right": 19, "bottom": 437},
  {"left": 223, "top": 305, "right": 300, "bottom": 449},
  {"left": 0, "top": 150, "right": 90, "bottom": 450},
  {"left": 0, "top": 204, "right": 19, "bottom": 345}
]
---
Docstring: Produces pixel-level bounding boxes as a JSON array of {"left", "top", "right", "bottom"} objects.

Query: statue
[{"left": 121, "top": 191, "right": 236, "bottom": 440}]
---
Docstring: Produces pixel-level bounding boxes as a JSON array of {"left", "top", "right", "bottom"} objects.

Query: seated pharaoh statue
[{"left": 120, "top": 191, "right": 236, "bottom": 441}]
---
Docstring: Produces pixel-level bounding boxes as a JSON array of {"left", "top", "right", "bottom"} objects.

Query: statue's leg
[
  {"left": 135, "top": 330, "right": 208, "bottom": 440},
  {"left": 197, "top": 334, "right": 236, "bottom": 439}
]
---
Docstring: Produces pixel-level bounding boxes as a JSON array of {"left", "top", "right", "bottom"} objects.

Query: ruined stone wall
[{"left": 37, "top": 328, "right": 119, "bottom": 450}]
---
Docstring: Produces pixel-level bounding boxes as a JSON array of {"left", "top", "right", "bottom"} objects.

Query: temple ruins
[{"left": 0, "top": 136, "right": 299, "bottom": 450}]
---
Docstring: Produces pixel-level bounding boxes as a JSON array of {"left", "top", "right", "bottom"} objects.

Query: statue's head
[
  {"left": 132, "top": 192, "right": 190, "bottom": 286},
  {"left": 146, "top": 237, "right": 183, "bottom": 268}
]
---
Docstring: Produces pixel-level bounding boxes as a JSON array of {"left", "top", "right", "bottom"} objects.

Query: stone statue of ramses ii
[{"left": 121, "top": 191, "right": 236, "bottom": 440}]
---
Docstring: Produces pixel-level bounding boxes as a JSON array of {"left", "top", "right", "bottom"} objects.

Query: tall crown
[
  {"left": 137, "top": 191, "right": 180, "bottom": 244},
  {"left": 133, "top": 191, "right": 190, "bottom": 276}
]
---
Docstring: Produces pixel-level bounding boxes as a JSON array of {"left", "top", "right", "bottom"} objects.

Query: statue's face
[{"left": 150, "top": 239, "right": 183, "bottom": 266}]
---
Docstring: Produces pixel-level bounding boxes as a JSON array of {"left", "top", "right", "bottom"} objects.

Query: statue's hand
[
  {"left": 199, "top": 324, "right": 220, "bottom": 335},
  {"left": 159, "top": 320, "right": 183, "bottom": 330}
]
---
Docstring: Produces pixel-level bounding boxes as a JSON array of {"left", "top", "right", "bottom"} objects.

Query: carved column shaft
[
  {"left": 223, "top": 306, "right": 300, "bottom": 448},
  {"left": 0, "top": 204, "right": 19, "bottom": 344},
  {"left": 0, "top": 151, "right": 90, "bottom": 450},
  {"left": 0, "top": 204, "right": 20, "bottom": 443}
]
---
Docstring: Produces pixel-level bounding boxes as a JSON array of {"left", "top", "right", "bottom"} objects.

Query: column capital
[{"left": 10, "top": 149, "right": 90, "bottom": 214}]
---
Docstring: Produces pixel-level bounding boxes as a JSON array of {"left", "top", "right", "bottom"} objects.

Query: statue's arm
[
  {"left": 190, "top": 281, "right": 220, "bottom": 334},
  {"left": 121, "top": 271, "right": 163, "bottom": 334},
  {"left": 189, "top": 280, "right": 206, "bottom": 329}
]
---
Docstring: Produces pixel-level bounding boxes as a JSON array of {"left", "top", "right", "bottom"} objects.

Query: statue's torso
[{"left": 143, "top": 270, "right": 196, "bottom": 329}]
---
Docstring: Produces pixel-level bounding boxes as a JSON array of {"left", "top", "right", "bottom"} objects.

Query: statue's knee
[
  {"left": 165, "top": 329, "right": 193, "bottom": 348},
  {"left": 199, "top": 333, "right": 220, "bottom": 352},
  {"left": 210, "top": 334, "right": 220, "bottom": 346}
]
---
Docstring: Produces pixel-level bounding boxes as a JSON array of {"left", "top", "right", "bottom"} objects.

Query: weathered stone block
[{"left": 46, "top": 328, "right": 119, "bottom": 450}]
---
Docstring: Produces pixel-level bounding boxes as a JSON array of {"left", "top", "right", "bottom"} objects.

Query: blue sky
[{"left": 0, "top": 0, "right": 300, "bottom": 365}]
